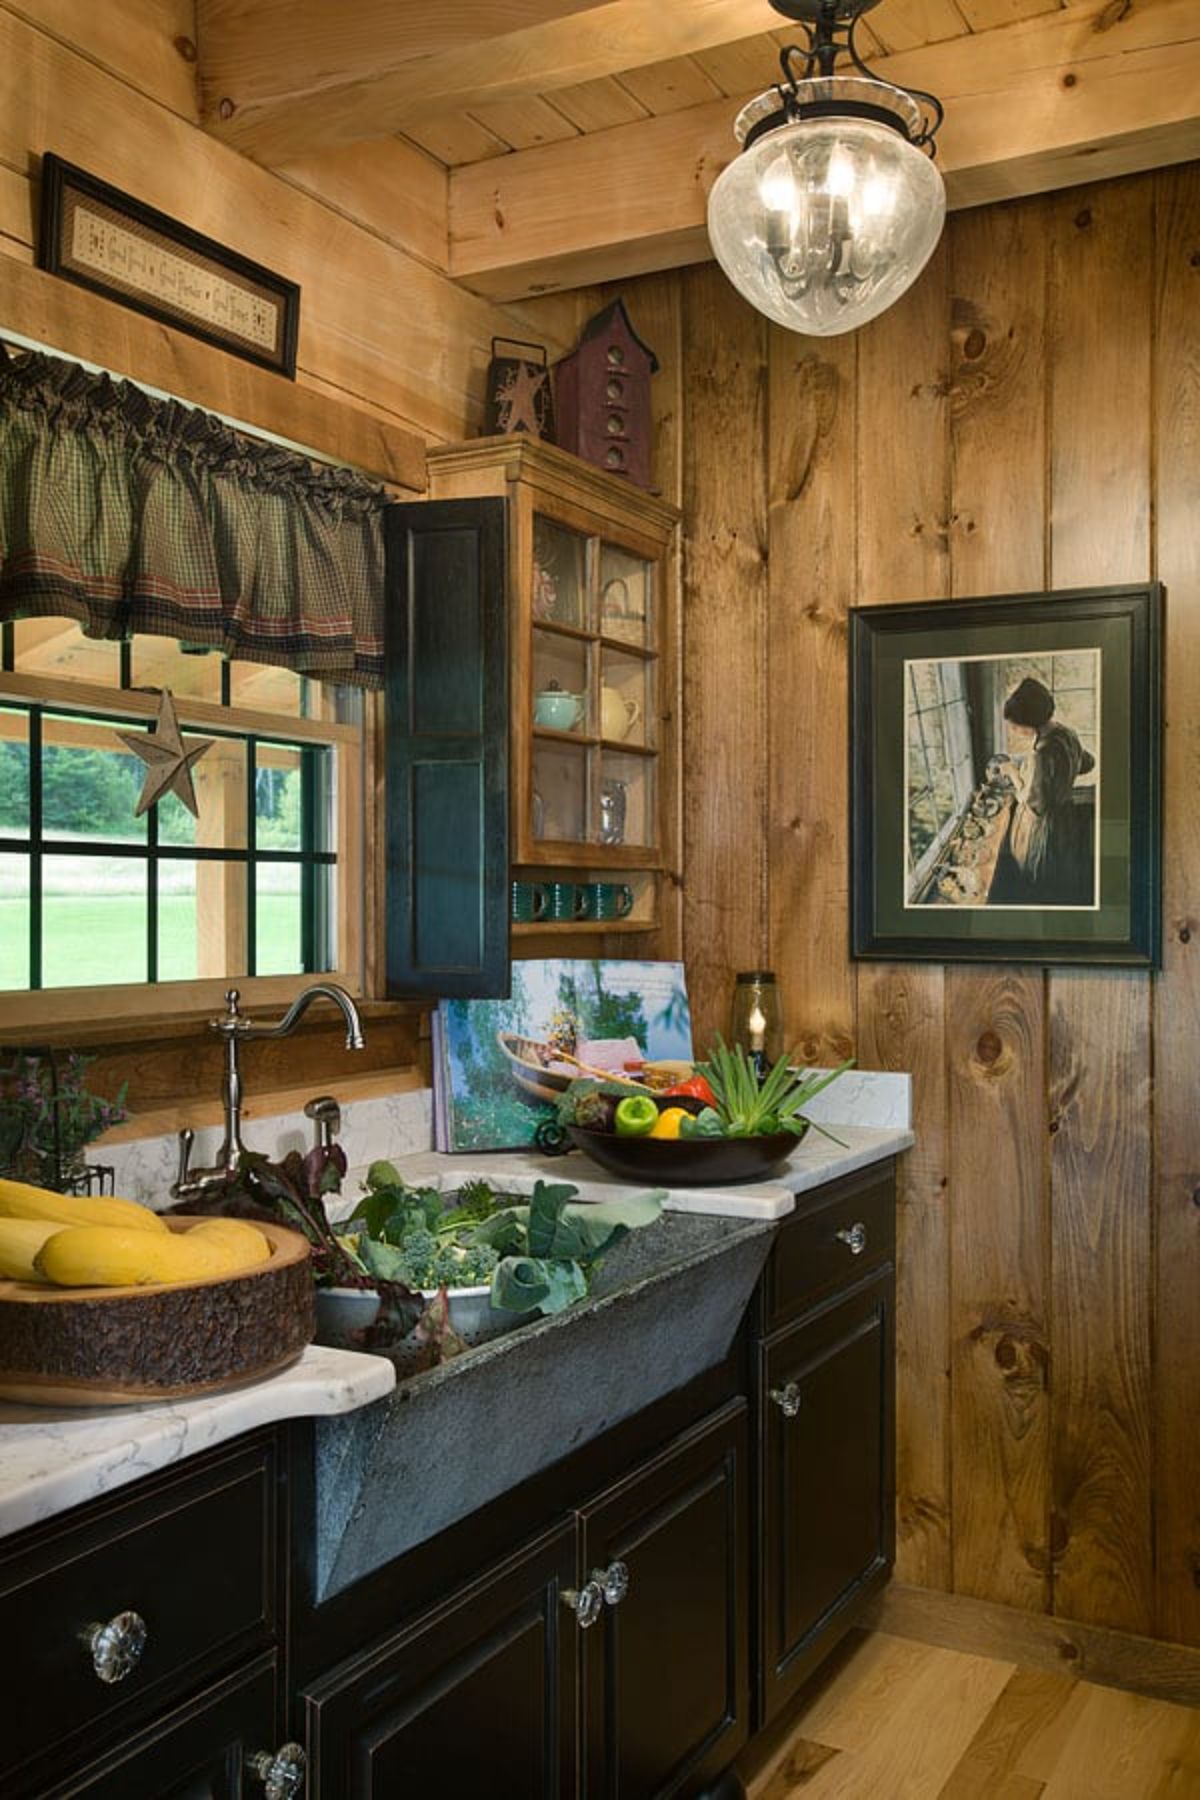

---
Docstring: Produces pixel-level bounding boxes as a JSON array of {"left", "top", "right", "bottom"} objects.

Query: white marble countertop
[
  {"left": 347, "top": 1124, "right": 913, "bottom": 1223},
  {"left": 0, "top": 1086, "right": 911, "bottom": 1541},
  {"left": 0, "top": 1344, "right": 395, "bottom": 1542}
]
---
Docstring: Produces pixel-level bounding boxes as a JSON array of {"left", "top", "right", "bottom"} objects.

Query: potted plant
[{"left": 0, "top": 1051, "right": 127, "bottom": 1191}]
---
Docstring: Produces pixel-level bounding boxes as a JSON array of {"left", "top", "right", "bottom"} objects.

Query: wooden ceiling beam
[
  {"left": 447, "top": 0, "right": 1200, "bottom": 299},
  {"left": 196, "top": 0, "right": 607, "bottom": 114},
  {"left": 197, "top": 0, "right": 788, "bottom": 162}
]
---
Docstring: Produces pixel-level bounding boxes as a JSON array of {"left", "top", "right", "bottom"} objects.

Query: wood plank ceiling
[{"left": 193, "top": 0, "right": 1200, "bottom": 298}]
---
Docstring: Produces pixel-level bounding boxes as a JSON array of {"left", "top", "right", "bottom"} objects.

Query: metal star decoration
[
  {"left": 498, "top": 358, "right": 549, "bottom": 434},
  {"left": 116, "top": 689, "right": 215, "bottom": 819}
]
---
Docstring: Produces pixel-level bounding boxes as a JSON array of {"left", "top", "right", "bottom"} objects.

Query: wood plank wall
[
  {"left": 0, "top": 0, "right": 597, "bottom": 1118},
  {"left": 0, "top": 0, "right": 590, "bottom": 449},
  {"left": 665, "top": 162, "right": 1200, "bottom": 1646}
]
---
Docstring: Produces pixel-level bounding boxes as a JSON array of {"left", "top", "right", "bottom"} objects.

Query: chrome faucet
[{"left": 171, "top": 983, "right": 365, "bottom": 1203}]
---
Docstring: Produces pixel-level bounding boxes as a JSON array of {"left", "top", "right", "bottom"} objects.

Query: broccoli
[
  {"left": 459, "top": 1240, "right": 499, "bottom": 1285},
  {"left": 389, "top": 1224, "right": 438, "bottom": 1287},
  {"left": 428, "top": 1244, "right": 463, "bottom": 1287},
  {"left": 396, "top": 1237, "right": 501, "bottom": 1290}
]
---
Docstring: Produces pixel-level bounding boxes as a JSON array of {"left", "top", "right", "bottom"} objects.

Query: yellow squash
[
  {"left": 0, "top": 1216, "right": 60, "bottom": 1282},
  {"left": 0, "top": 1177, "right": 167, "bottom": 1235},
  {"left": 36, "top": 1223, "right": 262, "bottom": 1288},
  {"left": 186, "top": 1217, "right": 272, "bottom": 1268}
]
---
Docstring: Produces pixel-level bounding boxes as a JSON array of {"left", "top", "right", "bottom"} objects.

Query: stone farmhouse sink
[{"left": 311, "top": 1210, "right": 774, "bottom": 1600}]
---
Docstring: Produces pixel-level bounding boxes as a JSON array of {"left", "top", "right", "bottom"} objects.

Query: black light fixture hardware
[{"left": 706, "top": 0, "right": 948, "bottom": 335}]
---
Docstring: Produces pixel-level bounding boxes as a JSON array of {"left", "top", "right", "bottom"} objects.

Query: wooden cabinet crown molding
[{"left": 426, "top": 435, "right": 681, "bottom": 531}]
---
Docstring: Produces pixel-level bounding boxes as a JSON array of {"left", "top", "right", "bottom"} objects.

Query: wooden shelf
[
  {"left": 532, "top": 620, "right": 593, "bottom": 643},
  {"left": 598, "top": 635, "right": 657, "bottom": 660},
  {"left": 532, "top": 725, "right": 593, "bottom": 746},
  {"left": 511, "top": 918, "right": 658, "bottom": 937},
  {"left": 599, "top": 737, "right": 655, "bottom": 756}
]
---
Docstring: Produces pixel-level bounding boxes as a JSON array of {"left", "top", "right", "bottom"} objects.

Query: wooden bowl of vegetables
[{"left": 562, "top": 1044, "right": 851, "bottom": 1189}]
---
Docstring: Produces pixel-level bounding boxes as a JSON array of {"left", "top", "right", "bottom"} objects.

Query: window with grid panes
[
  {"left": 905, "top": 659, "right": 975, "bottom": 883},
  {"left": 0, "top": 621, "right": 364, "bottom": 1015}
]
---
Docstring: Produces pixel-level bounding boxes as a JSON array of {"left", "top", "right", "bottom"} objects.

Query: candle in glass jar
[{"left": 729, "top": 971, "right": 784, "bottom": 1081}]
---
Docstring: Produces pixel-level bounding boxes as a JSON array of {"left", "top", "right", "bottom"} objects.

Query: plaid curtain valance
[{"left": 0, "top": 345, "right": 387, "bottom": 687}]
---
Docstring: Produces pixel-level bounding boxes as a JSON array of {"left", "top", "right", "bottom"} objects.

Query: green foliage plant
[
  {"left": 0, "top": 1051, "right": 128, "bottom": 1188},
  {"left": 350, "top": 1168, "right": 663, "bottom": 1319},
  {"left": 680, "top": 1039, "right": 854, "bottom": 1145}
]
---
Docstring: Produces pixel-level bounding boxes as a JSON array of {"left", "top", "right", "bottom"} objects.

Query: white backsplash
[
  {"left": 101, "top": 1087, "right": 434, "bottom": 1209},
  {"left": 98, "top": 1069, "right": 908, "bottom": 1208},
  {"left": 794, "top": 1067, "right": 911, "bottom": 1129}
]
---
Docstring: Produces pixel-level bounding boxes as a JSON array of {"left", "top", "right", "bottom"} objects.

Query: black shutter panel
[{"left": 384, "top": 498, "right": 510, "bottom": 998}]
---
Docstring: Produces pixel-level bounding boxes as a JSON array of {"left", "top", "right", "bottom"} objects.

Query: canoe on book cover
[
  {"left": 496, "top": 1032, "right": 577, "bottom": 1104},
  {"left": 495, "top": 1032, "right": 647, "bottom": 1104}
]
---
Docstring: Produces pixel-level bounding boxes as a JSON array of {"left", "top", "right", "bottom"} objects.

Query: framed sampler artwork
[
  {"left": 38, "top": 154, "right": 300, "bottom": 378},
  {"left": 850, "top": 583, "right": 1163, "bottom": 968}
]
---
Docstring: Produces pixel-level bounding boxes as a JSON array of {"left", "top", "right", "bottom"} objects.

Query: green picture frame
[{"left": 850, "top": 584, "right": 1163, "bottom": 968}]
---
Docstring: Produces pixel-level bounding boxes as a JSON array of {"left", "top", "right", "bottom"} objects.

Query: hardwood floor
[{"left": 747, "top": 1631, "right": 1200, "bottom": 1798}]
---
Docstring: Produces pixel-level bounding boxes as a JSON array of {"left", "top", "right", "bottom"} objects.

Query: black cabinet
[
  {"left": 0, "top": 1431, "right": 288, "bottom": 1799},
  {"left": 383, "top": 497, "right": 510, "bottom": 998},
  {"left": 302, "top": 1522, "right": 578, "bottom": 1799},
  {"left": 302, "top": 1404, "right": 749, "bottom": 1800},
  {"left": 5, "top": 1161, "right": 898, "bottom": 1797},
  {"left": 40, "top": 1655, "right": 282, "bottom": 1799},
  {"left": 753, "top": 1168, "right": 896, "bottom": 1728},
  {"left": 578, "top": 1401, "right": 749, "bottom": 1800}
]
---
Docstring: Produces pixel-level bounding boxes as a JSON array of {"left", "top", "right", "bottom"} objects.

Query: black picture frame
[
  {"left": 38, "top": 153, "right": 300, "bottom": 379},
  {"left": 850, "top": 583, "right": 1163, "bottom": 968}
]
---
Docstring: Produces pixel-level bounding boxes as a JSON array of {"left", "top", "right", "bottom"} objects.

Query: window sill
[
  {"left": 0, "top": 987, "right": 426, "bottom": 1049},
  {"left": 98, "top": 1064, "right": 429, "bottom": 1147}
]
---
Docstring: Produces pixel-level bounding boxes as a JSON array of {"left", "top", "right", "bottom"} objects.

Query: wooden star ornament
[{"left": 117, "top": 689, "right": 215, "bottom": 819}]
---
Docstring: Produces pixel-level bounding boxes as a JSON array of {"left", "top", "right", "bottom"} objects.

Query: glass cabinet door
[
  {"left": 528, "top": 519, "right": 659, "bottom": 857},
  {"left": 533, "top": 515, "right": 590, "bottom": 630},
  {"left": 598, "top": 542, "right": 654, "bottom": 649}
]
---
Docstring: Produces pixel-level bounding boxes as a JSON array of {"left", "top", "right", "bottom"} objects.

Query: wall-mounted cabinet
[{"left": 426, "top": 436, "right": 680, "bottom": 948}]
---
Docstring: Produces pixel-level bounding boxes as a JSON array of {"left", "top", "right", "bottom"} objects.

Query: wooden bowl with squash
[{"left": 0, "top": 1205, "right": 313, "bottom": 1406}]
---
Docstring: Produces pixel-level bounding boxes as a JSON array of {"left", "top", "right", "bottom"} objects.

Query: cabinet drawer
[
  {"left": 37, "top": 1653, "right": 280, "bottom": 1799},
  {"left": 764, "top": 1167, "right": 895, "bottom": 1329},
  {"left": 0, "top": 1433, "right": 280, "bottom": 1793}
]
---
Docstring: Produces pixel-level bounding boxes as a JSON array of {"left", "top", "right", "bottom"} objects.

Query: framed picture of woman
[{"left": 850, "top": 584, "right": 1163, "bottom": 967}]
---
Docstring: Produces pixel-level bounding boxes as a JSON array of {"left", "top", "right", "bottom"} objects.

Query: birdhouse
[{"left": 553, "top": 298, "right": 659, "bottom": 489}]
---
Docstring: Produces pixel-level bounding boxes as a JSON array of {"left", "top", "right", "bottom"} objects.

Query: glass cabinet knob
[
  {"left": 562, "top": 1580, "right": 604, "bottom": 1629},
  {"left": 836, "top": 1221, "right": 868, "bottom": 1256},
  {"left": 592, "top": 1560, "right": 630, "bottom": 1607},
  {"left": 248, "top": 1742, "right": 307, "bottom": 1799},
  {"left": 769, "top": 1381, "right": 803, "bottom": 1419},
  {"left": 83, "top": 1610, "right": 147, "bottom": 1684}
]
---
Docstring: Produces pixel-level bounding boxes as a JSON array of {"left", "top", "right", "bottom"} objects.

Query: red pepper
[{"left": 664, "top": 1074, "right": 717, "bottom": 1106}]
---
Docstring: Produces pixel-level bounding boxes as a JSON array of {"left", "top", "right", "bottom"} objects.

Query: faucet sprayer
[{"left": 170, "top": 983, "right": 365, "bottom": 1203}]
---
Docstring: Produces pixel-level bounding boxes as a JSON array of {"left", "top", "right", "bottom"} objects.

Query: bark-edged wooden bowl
[{"left": 0, "top": 1216, "right": 314, "bottom": 1406}]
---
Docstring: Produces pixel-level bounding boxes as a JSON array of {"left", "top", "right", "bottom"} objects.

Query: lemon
[{"left": 649, "top": 1106, "right": 690, "bottom": 1140}]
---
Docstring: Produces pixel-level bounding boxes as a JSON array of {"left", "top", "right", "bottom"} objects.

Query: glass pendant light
[{"left": 706, "top": 0, "right": 946, "bottom": 337}]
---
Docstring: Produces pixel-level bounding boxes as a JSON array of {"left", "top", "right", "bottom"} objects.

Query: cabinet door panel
[
  {"left": 759, "top": 1270, "right": 895, "bottom": 1725},
  {"left": 39, "top": 1654, "right": 278, "bottom": 1800},
  {"left": 580, "top": 1401, "right": 749, "bottom": 1800},
  {"left": 384, "top": 498, "right": 509, "bottom": 997},
  {"left": 304, "top": 1522, "right": 577, "bottom": 1800},
  {"left": 0, "top": 1436, "right": 279, "bottom": 1794},
  {"left": 763, "top": 1168, "right": 896, "bottom": 1328}
]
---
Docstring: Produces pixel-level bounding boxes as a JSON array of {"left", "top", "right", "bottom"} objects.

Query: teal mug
[
  {"left": 511, "top": 880, "right": 548, "bottom": 922},
  {"left": 581, "top": 881, "right": 634, "bottom": 920},
  {"left": 545, "top": 881, "right": 587, "bottom": 921}
]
